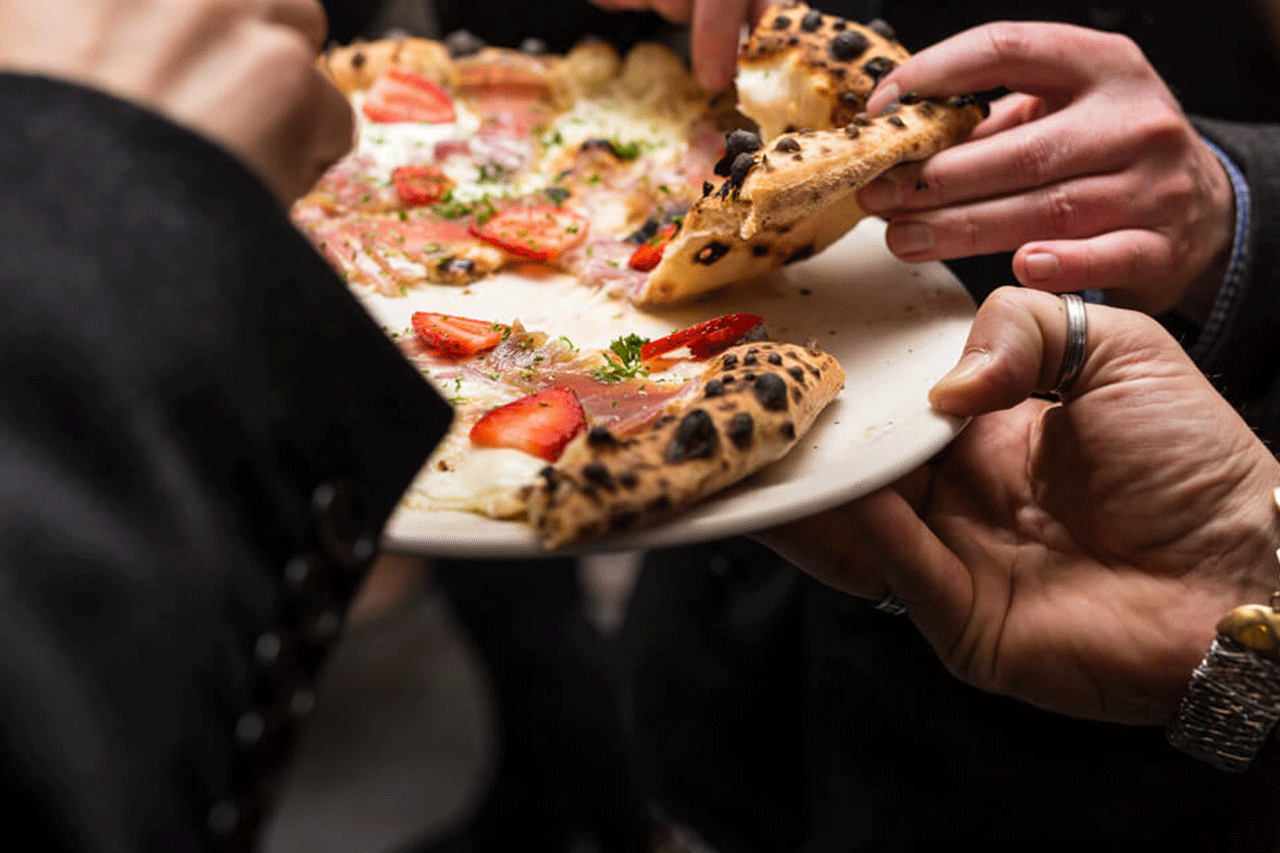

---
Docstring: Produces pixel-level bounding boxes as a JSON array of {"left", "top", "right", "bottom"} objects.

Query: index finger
[
  {"left": 690, "top": 0, "right": 773, "bottom": 91},
  {"left": 866, "top": 21, "right": 1137, "bottom": 115}
]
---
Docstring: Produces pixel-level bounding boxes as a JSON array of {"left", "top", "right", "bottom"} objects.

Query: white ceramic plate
[{"left": 363, "top": 217, "right": 974, "bottom": 557}]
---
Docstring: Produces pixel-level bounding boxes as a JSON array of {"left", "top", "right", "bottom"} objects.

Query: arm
[
  {"left": 0, "top": 2, "right": 450, "bottom": 850},
  {"left": 1183, "top": 118, "right": 1280, "bottom": 443}
]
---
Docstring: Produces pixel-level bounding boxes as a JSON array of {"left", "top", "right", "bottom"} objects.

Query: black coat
[{"left": 0, "top": 74, "right": 451, "bottom": 853}]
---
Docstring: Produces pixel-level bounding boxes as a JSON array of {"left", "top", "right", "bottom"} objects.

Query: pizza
[
  {"left": 294, "top": 2, "right": 984, "bottom": 549},
  {"left": 390, "top": 310, "right": 843, "bottom": 550}
]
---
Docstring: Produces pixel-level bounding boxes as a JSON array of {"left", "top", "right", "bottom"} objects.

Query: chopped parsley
[
  {"left": 610, "top": 138, "right": 644, "bottom": 160},
  {"left": 591, "top": 333, "right": 651, "bottom": 383}
]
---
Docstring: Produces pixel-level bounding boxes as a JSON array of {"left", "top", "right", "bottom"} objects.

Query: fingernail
[
  {"left": 888, "top": 221, "right": 934, "bottom": 255},
  {"left": 871, "top": 82, "right": 900, "bottom": 112},
  {"left": 859, "top": 178, "right": 901, "bottom": 213},
  {"left": 1023, "top": 251, "right": 1060, "bottom": 282},
  {"left": 930, "top": 349, "right": 991, "bottom": 411}
]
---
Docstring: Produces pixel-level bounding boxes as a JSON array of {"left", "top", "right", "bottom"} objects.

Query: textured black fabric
[{"left": 0, "top": 73, "right": 450, "bottom": 853}]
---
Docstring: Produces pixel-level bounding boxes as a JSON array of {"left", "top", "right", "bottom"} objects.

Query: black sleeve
[
  {"left": 1187, "top": 118, "right": 1280, "bottom": 446},
  {"left": 0, "top": 73, "right": 451, "bottom": 853}
]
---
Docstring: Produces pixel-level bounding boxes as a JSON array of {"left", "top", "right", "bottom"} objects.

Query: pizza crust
[
  {"left": 737, "top": 2, "right": 909, "bottom": 140},
  {"left": 637, "top": 97, "right": 985, "bottom": 305},
  {"left": 320, "top": 37, "right": 457, "bottom": 94},
  {"left": 525, "top": 339, "right": 844, "bottom": 550}
]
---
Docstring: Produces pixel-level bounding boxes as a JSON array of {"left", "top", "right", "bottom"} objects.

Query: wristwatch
[{"left": 1166, "top": 488, "right": 1280, "bottom": 772}]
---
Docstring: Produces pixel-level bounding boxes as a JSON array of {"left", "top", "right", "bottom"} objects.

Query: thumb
[{"left": 930, "top": 287, "right": 1078, "bottom": 415}]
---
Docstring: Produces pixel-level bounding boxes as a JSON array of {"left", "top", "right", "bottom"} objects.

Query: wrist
[{"left": 1167, "top": 485, "right": 1280, "bottom": 771}]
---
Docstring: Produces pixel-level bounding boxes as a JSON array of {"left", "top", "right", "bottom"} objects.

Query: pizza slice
[
  {"left": 393, "top": 311, "right": 843, "bottom": 549},
  {"left": 634, "top": 1, "right": 987, "bottom": 305}
]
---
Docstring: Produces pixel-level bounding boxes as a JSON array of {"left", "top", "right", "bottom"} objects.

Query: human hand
[
  {"left": 0, "top": 0, "right": 354, "bottom": 203},
  {"left": 757, "top": 287, "right": 1280, "bottom": 724},
  {"left": 587, "top": 0, "right": 774, "bottom": 91},
  {"left": 858, "top": 22, "right": 1235, "bottom": 317}
]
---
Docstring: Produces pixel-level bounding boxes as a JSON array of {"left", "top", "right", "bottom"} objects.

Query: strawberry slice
[
  {"left": 469, "top": 387, "right": 587, "bottom": 461},
  {"left": 392, "top": 165, "right": 454, "bottom": 205},
  {"left": 627, "top": 223, "right": 679, "bottom": 272},
  {"left": 640, "top": 313, "right": 764, "bottom": 361},
  {"left": 469, "top": 205, "right": 589, "bottom": 262},
  {"left": 362, "top": 68, "right": 457, "bottom": 124},
  {"left": 411, "top": 312, "right": 508, "bottom": 359}
]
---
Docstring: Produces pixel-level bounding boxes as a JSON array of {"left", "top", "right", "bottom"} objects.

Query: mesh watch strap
[{"left": 1167, "top": 635, "right": 1280, "bottom": 772}]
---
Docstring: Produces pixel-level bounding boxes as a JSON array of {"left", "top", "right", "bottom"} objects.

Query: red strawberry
[
  {"left": 362, "top": 68, "right": 456, "bottom": 124},
  {"left": 411, "top": 312, "right": 508, "bottom": 359},
  {"left": 469, "top": 387, "right": 587, "bottom": 461},
  {"left": 469, "top": 205, "right": 589, "bottom": 262},
  {"left": 391, "top": 165, "right": 453, "bottom": 205},
  {"left": 627, "top": 222, "right": 678, "bottom": 272},
  {"left": 640, "top": 313, "right": 764, "bottom": 361}
]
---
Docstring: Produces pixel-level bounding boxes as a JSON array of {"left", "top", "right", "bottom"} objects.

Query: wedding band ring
[
  {"left": 1053, "top": 293, "right": 1088, "bottom": 397},
  {"left": 873, "top": 589, "right": 908, "bottom": 616}
]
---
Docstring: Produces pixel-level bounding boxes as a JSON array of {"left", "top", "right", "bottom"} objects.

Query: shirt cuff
[{"left": 1188, "top": 137, "right": 1251, "bottom": 363}]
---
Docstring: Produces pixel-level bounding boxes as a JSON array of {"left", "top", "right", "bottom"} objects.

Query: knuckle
[
  {"left": 1039, "top": 185, "right": 1080, "bottom": 234},
  {"left": 1012, "top": 132, "right": 1056, "bottom": 188},
  {"left": 982, "top": 22, "right": 1037, "bottom": 65}
]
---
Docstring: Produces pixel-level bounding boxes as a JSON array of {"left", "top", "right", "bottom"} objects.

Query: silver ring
[
  {"left": 1053, "top": 293, "right": 1088, "bottom": 397},
  {"left": 873, "top": 589, "right": 908, "bottom": 616}
]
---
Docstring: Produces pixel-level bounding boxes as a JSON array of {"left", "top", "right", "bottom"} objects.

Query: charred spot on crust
[
  {"left": 351, "top": 51, "right": 366, "bottom": 69},
  {"left": 838, "top": 91, "right": 862, "bottom": 109},
  {"left": 753, "top": 373, "right": 789, "bottom": 411},
  {"left": 887, "top": 115, "right": 906, "bottom": 128},
  {"left": 773, "top": 13, "right": 791, "bottom": 29},
  {"left": 704, "top": 379, "right": 726, "bottom": 398},
  {"left": 715, "top": 129, "right": 764, "bottom": 177},
  {"left": 722, "top": 374, "right": 736, "bottom": 384},
  {"left": 729, "top": 152, "right": 757, "bottom": 186},
  {"left": 437, "top": 256, "right": 476, "bottom": 277},
  {"left": 743, "top": 352, "right": 758, "bottom": 366},
  {"left": 780, "top": 421, "right": 796, "bottom": 439},
  {"left": 829, "top": 30, "right": 870, "bottom": 62},
  {"left": 863, "top": 56, "right": 896, "bottom": 83},
  {"left": 727, "top": 412, "right": 754, "bottom": 448},
  {"left": 722, "top": 353, "right": 739, "bottom": 369},
  {"left": 785, "top": 244, "right": 815, "bottom": 264},
  {"left": 767, "top": 352, "right": 783, "bottom": 365},
  {"left": 788, "top": 365, "right": 806, "bottom": 382},
  {"left": 800, "top": 9, "right": 824, "bottom": 31},
  {"left": 444, "top": 29, "right": 486, "bottom": 58},
  {"left": 587, "top": 425, "right": 617, "bottom": 447},
  {"left": 618, "top": 472, "right": 638, "bottom": 489},
  {"left": 539, "top": 466, "right": 558, "bottom": 489},
  {"left": 751, "top": 243, "right": 770, "bottom": 257},
  {"left": 583, "top": 463, "right": 613, "bottom": 487},
  {"left": 695, "top": 241, "right": 731, "bottom": 265},
  {"left": 743, "top": 371, "right": 757, "bottom": 382},
  {"left": 853, "top": 112, "right": 872, "bottom": 127},
  {"left": 915, "top": 100, "right": 938, "bottom": 118},
  {"left": 950, "top": 92, "right": 992, "bottom": 119},
  {"left": 845, "top": 124, "right": 861, "bottom": 139},
  {"left": 665, "top": 409, "right": 719, "bottom": 463},
  {"left": 832, "top": 20, "right": 847, "bottom": 31},
  {"left": 868, "top": 19, "right": 897, "bottom": 41}
]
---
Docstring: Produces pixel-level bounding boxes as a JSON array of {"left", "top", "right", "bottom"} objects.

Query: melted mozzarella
[
  {"left": 736, "top": 60, "right": 828, "bottom": 140},
  {"left": 423, "top": 447, "right": 546, "bottom": 516}
]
